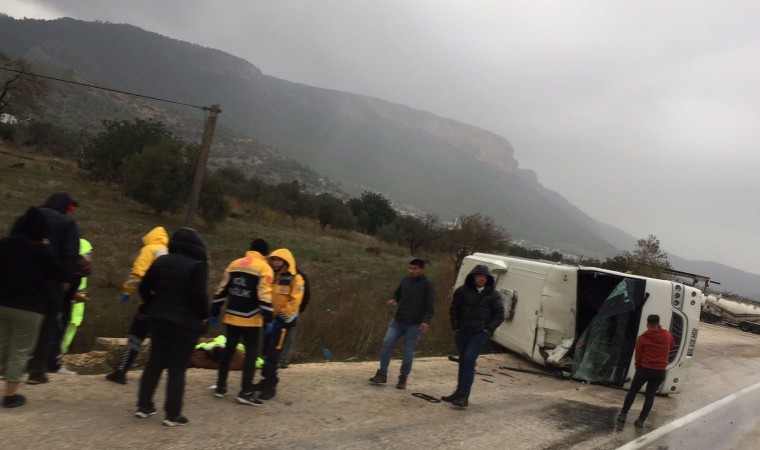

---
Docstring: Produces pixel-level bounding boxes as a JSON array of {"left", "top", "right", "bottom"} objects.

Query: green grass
[{"left": 0, "top": 143, "right": 459, "bottom": 363}]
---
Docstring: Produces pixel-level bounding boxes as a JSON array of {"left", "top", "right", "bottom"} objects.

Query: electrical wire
[{"left": 0, "top": 65, "right": 206, "bottom": 110}]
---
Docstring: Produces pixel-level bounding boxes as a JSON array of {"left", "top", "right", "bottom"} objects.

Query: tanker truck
[
  {"left": 457, "top": 254, "right": 702, "bottom": 394},
  {"left": 701, "top": 294, "right": 760, "bottom": 334}
]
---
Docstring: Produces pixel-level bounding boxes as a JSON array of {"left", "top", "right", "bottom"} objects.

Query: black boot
[
  {"left": 259, "top": 383, "right": 277, "bottom": 401},
  {"left": 441, "top": 391, "right": 461, "bottom": 403},
  {"left": 452, "top": 395, "right": 469, "bottom": 408},
  {"left": 396, "top": 375, "right": 407, "bottom": 390}
]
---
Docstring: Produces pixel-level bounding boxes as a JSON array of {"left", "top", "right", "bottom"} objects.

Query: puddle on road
[{"left": 540, "top": 400, "right": 621, "bottom": 449}]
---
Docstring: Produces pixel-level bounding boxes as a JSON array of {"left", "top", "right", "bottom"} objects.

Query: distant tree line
[{"left": 1, "top": 113, "right": 673, "bottom": 278}]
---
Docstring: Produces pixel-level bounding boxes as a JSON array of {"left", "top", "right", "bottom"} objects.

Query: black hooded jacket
[
  {"left": 139, "top": 227, "right": 209, "bottom": 333},
  {"left": 0, "top": 207, "right": 65, "bottom": 314},
  {"left": 450, "top": 264, "right": 505, "bottom": 333},
  {"left": 10, "top": 192, "right": 80, "bottom": 283}
]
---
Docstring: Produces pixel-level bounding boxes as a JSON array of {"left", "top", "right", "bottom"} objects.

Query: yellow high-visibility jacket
[
  {"left": 122, "top": 227, "right": 168, "bottom": 296},
  {"left": 270, "top": 248, "right": 305, "bottom": 323},
  {"left": 212, "top": 251, "right": 274, "bottom": 327}
]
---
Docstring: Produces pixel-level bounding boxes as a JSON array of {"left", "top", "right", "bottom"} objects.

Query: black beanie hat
[{"left": 250, "top": 238, "right": 269, "bottom": 255}]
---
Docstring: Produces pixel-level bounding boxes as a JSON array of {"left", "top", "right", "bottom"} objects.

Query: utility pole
[{"left": 184, "top": 104, "right": 221, "bottom": 227}]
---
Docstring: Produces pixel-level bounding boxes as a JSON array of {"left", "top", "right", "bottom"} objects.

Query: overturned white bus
[{"left": 456, "top": 254, "right": 701, "bottom": 393}]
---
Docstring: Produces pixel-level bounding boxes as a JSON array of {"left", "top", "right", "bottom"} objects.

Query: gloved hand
[
  {"left": 208, "top": 316, "right": 220, "bottom": 327},
  {"left": 264, "top": 322, "right": 274, "bottom": 336},
  {"left": 118, "top": 294, "right": 130, "bottom": 304}
]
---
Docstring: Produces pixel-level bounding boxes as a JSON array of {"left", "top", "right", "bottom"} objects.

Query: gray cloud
[{"left": 8, "top": 0, "right": 760, "bottom": 274}]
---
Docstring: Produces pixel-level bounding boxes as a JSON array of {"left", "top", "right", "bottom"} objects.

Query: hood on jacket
[
  {"left": 11, "top": 207, "right": 48, "bottom": 241},
  {"left": 42, "top": 191, "right": 78, "bottom": 213},
  {"left": 270, "top": 248, "right": 297, "bottom": 275},
  {"left": 168, "top": 227, "right": 207, "bottom": 262},
  {"left": 143, "top": 226, "right": 169, "bottom": 247},
  {"left": 465, "top": 264, "right": 495, "bottom": 289}
]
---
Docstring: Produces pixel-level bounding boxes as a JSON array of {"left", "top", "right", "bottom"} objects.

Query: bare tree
[
  {"left": 397, "top": 214, "right": 439, "bottom": 255},
  {"left": 442, "top": 213, "right": 511, "bottom": 272},
  {"left": 0, "top": 52, "right": 49, "bottom": 119}
]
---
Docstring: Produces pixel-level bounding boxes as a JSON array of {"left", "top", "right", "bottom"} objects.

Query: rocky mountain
[{"left": 1, "top": 15, "right": 757, "bottom": 296}]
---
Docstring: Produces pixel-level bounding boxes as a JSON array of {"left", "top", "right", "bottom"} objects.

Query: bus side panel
[
  {"left": 534, "top": 266, "right": 577, "bottom": 360},
  {"left": 492, "top": 261, "right": 554, "bottom": 364}
]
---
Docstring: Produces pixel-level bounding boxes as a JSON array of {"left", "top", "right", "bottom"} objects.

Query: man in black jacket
[
  {"left": 135, "top": 228, "right": 209, "bottom": 427},
  {"left": 443, "top": 264, "right": 505, "bottom": 408},
  {"left": 10, "top": 192, "right": 82, "bottom": 383},
  {"left": 369, "top": 259, "right": 435, "bottom": 390}
]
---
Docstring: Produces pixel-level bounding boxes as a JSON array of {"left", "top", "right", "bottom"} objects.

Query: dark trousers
[
  {"left": 455, "top": 330, "right": 489, "bottom": 397},
  {"left": 280, "top": 318, "right": 298, "bottom": 365},
  {"left": 216, "top": 324, "right": 260, "bottom": 394},
  {"left": 261, "top": 323, "right": 292, "bottom": 384},
  {"left": 621, "top": 367, "right": 667, "bottom": 420},
  {"left": 137, "top": 319, "right": 198, "bottom": 419},
  {"left": 28, "top": 281, "right": 73, "bottom": 375},
  {"left": 115, "top": 305, "right": 151, "bottom": 373},
  {"left": 47, "top": 285, "right": 76, "bottom": 371}
]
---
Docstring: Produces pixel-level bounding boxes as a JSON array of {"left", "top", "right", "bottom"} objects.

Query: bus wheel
[{"left": 740, "top": 322, "right": 752, "bottom": 332}]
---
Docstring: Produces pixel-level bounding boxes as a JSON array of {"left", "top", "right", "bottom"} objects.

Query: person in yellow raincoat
[
  {"left": 255, "top": 248, "right": 304, "bottom": 401},
  {"left": 59, "top": 239, "right": 93, "bottom": 367},
  {"left": 106, "top": 227, "right": 168, "bottom": 385},
  {"left": 210, "top": 238, "right": 273, "bottom": 406}
]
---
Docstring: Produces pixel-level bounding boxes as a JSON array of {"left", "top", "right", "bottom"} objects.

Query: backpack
[{"left": 297, "top": 270, "right": 311, "bottom": 313}]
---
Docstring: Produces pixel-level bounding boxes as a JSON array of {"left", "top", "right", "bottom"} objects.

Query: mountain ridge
[{"left": 1, "top": 15, "right": 756, "bottom": 296}]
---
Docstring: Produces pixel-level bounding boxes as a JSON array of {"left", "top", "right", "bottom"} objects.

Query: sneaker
[
  {"left": 56, "top": 367, "right": 78, "bottom": 375},
  {"left": 617, "top": 413, "right": 627, "bottom": 423},
  {"left": 214, "top": 387, "right": 228, "bottom": 398},
  {"left": 236, "top": 392, "right": 263, "bottom": 406},
  {"left": 441, "top": 391, "right": 461, "bottom": 403},
  {"left": 369, "top": 370, "right": 387, "bottom": 384},
  {"left": 163, "top": 416, "right": 189, "bottom": 427},
  {"left": 27, "top": 373, "right": 49, "bottom": 385},
  {"left": 3, "top": 394, "right": 27, "bottom": 408},
  {"left": 105, "top": 371, "right": 127, "bottom": 385},
  {"left": 135, "top": 406, "right": 157, "bottom": 418},
  {"left": 258, "top": 387, "right": 277, "bottom": 401},
  {"left": 396, "top": 375, "right": 408, "bottom": 390},
  {"left": 452, "top": 396, "right": 469, "bottom": 408},
  {"left": 634, "top": 418, "right": 645, "bottom": 428}
]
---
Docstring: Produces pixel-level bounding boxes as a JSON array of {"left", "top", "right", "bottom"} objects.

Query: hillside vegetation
[
  {"left": 0, "top": 15, "right": 619, "bottom": 257},
  {"left": 0, "top": 143, "right": 459, "bottom": 361}
]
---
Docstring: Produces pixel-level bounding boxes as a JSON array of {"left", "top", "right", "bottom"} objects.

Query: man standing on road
[
  {"left": 211, "top": 238, "right": 273, "bottom": 406},
  {"left": 10, "top": 192, "right": 82, "bottom": 384},
  {"left": 369, "top": 259, "right": 435, "bottom": 390},
  {"left": 255, "top": 248, "right": 304, "bottom": 401},
  {"left": 618, "top": 314, "right": 675, "bottom": 428},
  {"left": 443, "top": 264, "right": 504, "bottom": 408}
]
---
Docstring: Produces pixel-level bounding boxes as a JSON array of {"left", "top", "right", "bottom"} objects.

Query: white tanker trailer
[{"left": 701, "top": 295, "right": 760, "bottom": 333}]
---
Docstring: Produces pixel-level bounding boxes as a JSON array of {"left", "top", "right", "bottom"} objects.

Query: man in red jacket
[{"left": 618, "top": 314, "right": 675, "bottom": 427}]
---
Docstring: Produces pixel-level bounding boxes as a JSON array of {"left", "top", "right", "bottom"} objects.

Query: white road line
[{"left": 616, "top": 380, "right": 760, "bottom": 450}]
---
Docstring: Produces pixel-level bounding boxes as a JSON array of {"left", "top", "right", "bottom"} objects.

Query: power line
[{"left": 0, "top": 66, "right": 206, "bottom": 111}]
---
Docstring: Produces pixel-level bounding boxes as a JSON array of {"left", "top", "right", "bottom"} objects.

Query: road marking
[{"left": 616, "top": 379, "right": 760, "bottom": 450}]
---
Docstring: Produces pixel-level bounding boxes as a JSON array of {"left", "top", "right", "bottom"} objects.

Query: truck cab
[{"left": 457, "top": 254, "right": 701, "bottom": 393}]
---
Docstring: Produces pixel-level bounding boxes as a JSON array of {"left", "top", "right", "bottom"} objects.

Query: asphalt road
[{"left": 3, "top": 322, "right": 759, "bottom": 449}]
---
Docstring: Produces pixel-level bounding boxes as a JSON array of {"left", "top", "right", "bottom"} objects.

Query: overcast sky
[{"left": 5, "top": 0, "right": 759, "bottom": 274}]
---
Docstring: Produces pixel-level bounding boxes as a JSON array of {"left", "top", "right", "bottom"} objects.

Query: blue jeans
[
  {"left": 455, "top": 330, "right": 489, "bottom": 396},
  {"left": 379, "top": 319, "right": 422, "bottom": 377}
]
